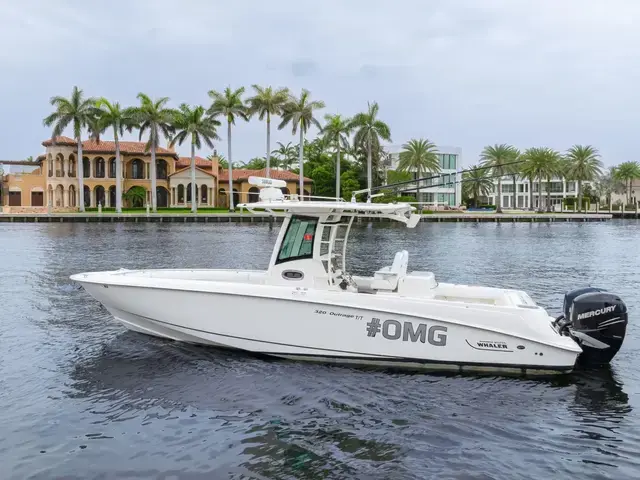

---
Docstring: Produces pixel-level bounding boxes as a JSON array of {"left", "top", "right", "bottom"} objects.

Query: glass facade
[
  {"left": 438, "top": 193, "right": 456, "bottom": 206},
  {"left": 438, "top": 154, "right": 457, "bottom": 170},
  {"left": 390, "top": 148, "right": 460, "bottom": 207}
]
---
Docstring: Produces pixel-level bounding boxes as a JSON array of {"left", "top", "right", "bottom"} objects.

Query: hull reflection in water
[{"left": 65, "top": 331, "right": 633, "bottom": 479}]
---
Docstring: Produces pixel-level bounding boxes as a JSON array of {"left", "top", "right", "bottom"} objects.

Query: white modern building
[
  {"left": 487, "top": 177, "right": 595, "bottom": 210},
  {"left": 384, "top": 144, "right": 462, "bottom": 207}
]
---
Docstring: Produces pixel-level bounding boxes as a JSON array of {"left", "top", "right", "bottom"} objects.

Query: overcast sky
[{"left": 1, "top": 0, "right": 639, "bottom": 168}]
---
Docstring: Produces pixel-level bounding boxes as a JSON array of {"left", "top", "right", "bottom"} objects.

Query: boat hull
[{"left": 73, "top": 274, "right": 582, "bottom": 376}]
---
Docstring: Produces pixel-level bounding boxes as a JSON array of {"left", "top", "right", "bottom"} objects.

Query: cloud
[{"left": 1, "top": 0, "right": 639, "bottom": 165}]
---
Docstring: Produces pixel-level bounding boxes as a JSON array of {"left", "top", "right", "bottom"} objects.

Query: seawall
[{"left": 0, "top": 213, "right": 615, "bottom": 223}]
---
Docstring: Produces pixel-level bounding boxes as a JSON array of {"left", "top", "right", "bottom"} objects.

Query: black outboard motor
[{"left": 555, "top": 287, "right": 629, "bottom": 365}]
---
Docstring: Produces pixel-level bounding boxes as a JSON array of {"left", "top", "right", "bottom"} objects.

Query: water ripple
[{"left": 1, "top": 221, "right": 639, "bottom": 479}]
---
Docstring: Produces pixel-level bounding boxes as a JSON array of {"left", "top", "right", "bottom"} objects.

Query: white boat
[{"left": 70, "top": 177, "right": 629, "bottom": 376}]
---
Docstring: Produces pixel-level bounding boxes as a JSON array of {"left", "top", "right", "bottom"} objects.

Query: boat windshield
[{"left": 276, "top": 215, "right": 317, "bottom": 264}]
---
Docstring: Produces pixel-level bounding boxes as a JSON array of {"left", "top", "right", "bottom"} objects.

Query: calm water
[{"left": 1, "top": 220, "right": 639, "bottom": 479}]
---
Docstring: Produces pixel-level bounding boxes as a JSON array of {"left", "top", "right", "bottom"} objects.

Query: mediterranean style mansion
[{"left": 0, "top": 136, "right": 312, "bottom": 212}]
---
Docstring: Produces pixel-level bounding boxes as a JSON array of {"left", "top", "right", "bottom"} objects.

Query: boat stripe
[{"left": 128, "top": 312, "right": 574, "bottom": 372}]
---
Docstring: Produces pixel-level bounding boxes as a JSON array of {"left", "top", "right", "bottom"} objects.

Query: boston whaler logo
[
  {"left": 576, "top": 305, "right": 616, "bottom": 321},
  {"left": 466, "top": 339, "right": 512, "bottom": 352}
]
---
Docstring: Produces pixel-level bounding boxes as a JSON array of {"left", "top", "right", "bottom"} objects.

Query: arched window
[
  {"left": 68, "top": 154, "right": 76, "bottom": 177},
  {"left": 200, "top": 184, "right": 208, "bottom": 204},
  {"left": 131, "top": 159, "right": 144, "bottom": 179},
  {"left": 94, "top": 157, "right": 105, "bottom": 178},
  {"left": 157, "top": 187, "right": 169, "bottom": 208},
  {"left": 157, "top": 159, "right": 168, "bottom": 179},
  {"left": 95, "top": 185, "right": 105, "bottom": 206},
  {"left": 55, "top": 154, "right": 64, "bottom": 177}
]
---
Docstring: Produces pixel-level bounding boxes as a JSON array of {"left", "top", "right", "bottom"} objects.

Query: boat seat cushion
[{"left": 371, "top": 250, "right": 409, "bottom": 291}]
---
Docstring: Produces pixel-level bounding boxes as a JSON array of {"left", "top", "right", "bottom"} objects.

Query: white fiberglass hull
[{"left": 71, "top": 270, "right": 582, "bottom": 376}]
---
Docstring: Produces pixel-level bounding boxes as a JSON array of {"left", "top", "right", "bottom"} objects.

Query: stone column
[{"left": 63, "top": 187, "right": 69, "bottom": 208}]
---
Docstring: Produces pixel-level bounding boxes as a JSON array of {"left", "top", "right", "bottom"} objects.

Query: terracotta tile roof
[
  {"left": 219, "top": 168, "right": 312, "bottom": 182},
  {"left": 42, "top": 136, "right": 76, "bottom": 146},
  {"left": 41, "top": 137, "right": 177, "bottom": 157},
  {"left": 176, "top": 156, "right": 213, "bottom": 168},
  {"left": 81, "top": 140, "right": 177, "bottom": 156}
]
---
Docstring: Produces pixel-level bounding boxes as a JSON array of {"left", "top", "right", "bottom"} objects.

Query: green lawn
[{"left": 83, "top": 207, "right": 239, "bottom": 214}]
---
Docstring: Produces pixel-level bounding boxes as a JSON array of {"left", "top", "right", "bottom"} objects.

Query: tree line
[
  {"left": 460, "top": 144, "right": 640, "bottom": 212},
  {"left": 43, "top": 85, "right": 409, "bottom": 213},
  {"left": 41, "top": 86, "right": 640, "bottom": 214}
]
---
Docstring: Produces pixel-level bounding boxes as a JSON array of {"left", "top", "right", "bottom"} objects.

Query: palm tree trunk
[
  {"left": 190, "top": 140, "right": 197, "bottom": 214},
  {"left": 528, "top": 177, "right": 534, "bottom": 211},
  {"left": 336, "top": 142, "right": 341, "bottom": 200},
  {"left": 266, "top": 114, "right": 271, "bottom": 178},
  {"left": 77, "top": 137, "right": 85, "bottom": 212},
  {"left": 115, "top": 132, "right": 122, "bottom": 214},
  {"left": 228, "top": 121, "right": 234, "bottom": 211},
  {"left": 577, "top": 179, "right": 582, "bottom": 212},
  {"left": 367, "top": 135, "right": 372, "bottom": 200},
  {"left": 150, "top": 140, "right": 157, "bottom": 212},
  {"left": 496, "top": 178, "right": 502, "bottom": 213},
  {"left": 546, "top": 178, "right": 552, "bottom": 212},
  {"left": 512, "top": 175, "right": 517, "bottom": 210},
  {"left": 538, "top": 178, "right": 543, "bottom": 212},
  {"left": 298, "top": 127, "right": 304, "bottom": 200}
]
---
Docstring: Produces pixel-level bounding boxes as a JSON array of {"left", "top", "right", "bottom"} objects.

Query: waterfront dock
[{"left": 0, "top": 212, "right": 615, "bottom": 223}]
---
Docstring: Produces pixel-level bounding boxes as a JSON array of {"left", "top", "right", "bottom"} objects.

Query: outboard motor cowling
[{"left": 560, "top": 289, "right": 629, "bottom": 365}]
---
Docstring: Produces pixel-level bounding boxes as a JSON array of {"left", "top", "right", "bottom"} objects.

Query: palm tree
[
  {"left": 208, "top": 86, "right": 250, "bottom": 211},
  {"left": 520, "top": 147, "right": 561, "bottom": 212},
  {"left": 520, "top": 148, "right": 546, "bottom": 211},
  {"left": 397, "top": 138, "right": 440, "bottom": 209},
  {"left": 564, "top": 145, "right": 603, "bottom": 212},
  {"left": 43, "top": 86, "right": 98, "bottom": 212},
  {"left": 595, "top": 167, "right": 626, "bottom": 205},
  {"left": 123, "top": 186, "right": 146, "bottom": 208},
  {"left": 351, "top": 102, "right": 391, "bottom": 199},
  {"left": 462, "top": 165, "right": 493, "bottom": 207},
  {"left": 246, "top": 85, "right": 289, "bottom": 178},
  {"left": 542, "top": 149, "right": 562, "bottom": 212},
  {"left": 271, "top": 141, "right": 297, "bottom": 170},
  {"left": 321, "top": 114, "right": 352, "bottom": 199},
  {"left": 93, "top": 98, "right": 138, "bottom": 213},
  {"left": 505, "top": 149, "right": 522, "bottom": 209},
  {"left": 170, "top": 104, "right": 221, "bottom": 213},
  {"left": 132, "top": 93, "right": 176, "bottom": 212},
  {"left": 612, "top": 161, "right": 640, "bottom": 205},
  {"left": 278, "top": 89, "right": 325, "bottom": 198},
  {"left": 479, "top": 144, "right": 519, "bottom": 213}
]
